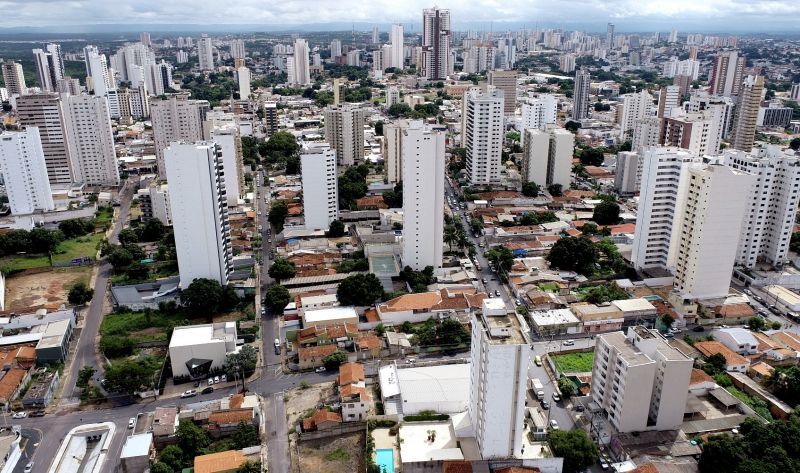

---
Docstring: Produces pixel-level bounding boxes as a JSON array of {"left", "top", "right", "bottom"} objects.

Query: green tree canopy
[
  {"left": 104, "top": 360, "right": 152, "bottom": 394},
  {"left": 486, "top": 246, "right": 515, "bottom": 274},
  {"left": 592, "top": 201, "right": 621, "bottom": 225},
  {"left": 225, "top": 345, "right": 258, "bottom": 378},
  {"left": 181, "top": 278, "right": 224, "bottom": 315},
  {"left": 176, "top": 419, "right": 210, "bottom": 459},
  {"left": 336, "top": 273, "right": 384, "bottom": 306},
  {"left": 268, "top": 201, "right": 289, "bottom": 232},
  {"left": 326, "top": 219, "right": 346, "bottom": 238},
  {"left": 522, "top": 181, "right": 540, "bottom": 197},
  {"left": 264, "top": 284, "right": 291, "bottom": 312},
  {"left": 68, "top": 282, "right": 94, "bottom": 305},
  {"left": 546, "top": 236, "right": 598, "bottom": 276},
  {"left": 583, "top": 282, "right": 629, "bottom": 304},
  {"left": 548, "top": 183, "right": 564, "bottom": 196},
  {"left": 268, "top": 258, "right": 296, "bottom": 282},
  {"left": 323, "top": 351, "right": 348, "bottom": 370},
  {"left": 548, "top": 429, "right": 599, "bottom": 473}
]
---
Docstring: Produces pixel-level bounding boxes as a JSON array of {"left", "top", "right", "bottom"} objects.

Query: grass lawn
[
  {"left": 538, "top": 282, "right": 560, "bottom": 292},
  {"left": 95, "top": 207, "right": 114, "bottom": 226},
  {"left": 551, "top": 351, "right": 595, "bottom": 373},
  {"left": 101, "top": 309, "right": 188, "bottom": 344},
  {"left": 51, "top": 233, "right": 104, "bottom": 264},
  {"left": 0, "top": 254, "right": 51, "bottom": 272}
]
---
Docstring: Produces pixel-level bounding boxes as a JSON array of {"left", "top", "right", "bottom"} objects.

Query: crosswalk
[{"left": 272, "top": 371, "right": 302, "bottom": 381}]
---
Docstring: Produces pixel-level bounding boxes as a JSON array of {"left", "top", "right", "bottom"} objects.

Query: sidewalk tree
[
  {"left": 224, "top": 345, "right": 257, "bottom": 378},
  {"left": 548, "top": 183, "right": 564, "bottom": 196},
  {"left": 268, "top": 258, "right": 296, "bottom": 282},
  {"left": 558, "top": 377, "right": 576, "bottom": 397},
  {"left": 548, "top": 429, "right": 598, "bottom": 473},
  {"left": 323, "top": 351, "right": 348, "bottom": 370},
  {"left": 77, "top": 366, "right": 95, "bottom": 388},
  {"left": 268, "top": 201, "right": 289, "bottom": 232},
  {"left": 68, "top": 282, "right": 94, "bottom": 305},
  {"left": 264, "top": 284, "right": 291, "bottom": 312}
]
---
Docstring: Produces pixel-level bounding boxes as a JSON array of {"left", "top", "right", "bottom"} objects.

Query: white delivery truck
[{"left": 528, "top": 378, "right": 545, "bottom": 400}]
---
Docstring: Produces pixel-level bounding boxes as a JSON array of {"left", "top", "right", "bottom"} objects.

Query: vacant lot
[
  {"left": 100, "top": 309, "right": 188, "bottom": 345},
  {"left": 51, "top": 233, "right": 104, "bottom": 264},
  {"left": 4, "top": 267, "right": 91, "bottom": 311},
  {"left": 286, "top": 382, "right": 335, "bottom": 427},
  {"left": 298, "top": 432, "right": 364, "bottom": 473},
  {"left": 551, "top": 351, "right": 595, "bottom": 374}
]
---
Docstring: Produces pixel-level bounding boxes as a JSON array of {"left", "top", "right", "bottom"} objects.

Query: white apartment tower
[
  {"left": 591, "top": 327, "right": 692, "bottom": 433},
  {"left": 661, "top": 110, "right": 723, "bottom": 156},
  {"left": 464, "top": 88, "right": 504, "bottom": 185},
  {"left": 237, "top": 66, "right": 251, "bottom": 99},
  {"left": 383, "top": 121, "right": 405, "bottom": 185},
  {"left": 709, "top": 51, "right": 745, "bottom": 97},
  {"left": 198, "top": 34, "right": 215, "bottom": 71},
  {"left": 32, "top": 44, "right": 64, "bottom": 93},
  {"left": 150, "top": 94, "right": 209, "bottom": 179},
  {"left": 422, "top": 7, "right": 451, "bottom": 80},
  {"left": 324, "top": 105, "right": 367, "bottom": 166},
  {"left": 723, "top": 146, "right": 800, "bottom": 269},
  {"left": 164, "top": 142, "right": 233, "bottom": 288},
  {"left": 657, "top": 85, "right": 681, "bottom": 118},
  {"left": 330, "top": 39, "right": 342, "bottom": 59},
  {"left": 469, "top": 303, "right": 530, "bottom": 458},
  {"left": 205, "top": 115, "right": 244, "bottom": 207},
  {"left": 385, "top": 86, "right": 400, "bottom": 109},
  {"left": 632, "top": 117, "right": 662, "bottom": 151},
  {"left": 83, "top": 46, "right": 111, "bottom": 97},
  {"left": 1, "top": 62, "right": 27, "bottom": 96},
  {"left": 621, "top": 89, "right": 653, "bottom": 136},
  {"left": 572, "top": 68, "right": 591, "bottom": 120},
  {"left": 520, "top": 95, "right": 557, "bottom": 136},
  {"left": 614, "top": 151, "right": 641, "bottom": 196},
  {"left": 401, "top": 121, "right": 445, "bottom": 271},
  {"left": 0, "top": 128, "right": 55, "bottom": 215},
  {"left": 15, "top": 94, "right": 73, "bottom": 185},
  {"left": 229, "top": 39, "right": 245, "bottom": 60},
  {"left": 300, "top": 143, "right": 339, "bottom": 231},
  {"left": 671, "top": 163, "right": 755, "bottom": 300},
  {"left": 288, "top": 38, "right": 311, "bottom": 86},
  {"left": 391, "top": 24, "right": 404, "bottom": 69},
  {"left": 62, "top": 95, "right": 120, "bottom": 186},
  {"left": 521, "top": 128, "right": 573, "bottom": 189}
]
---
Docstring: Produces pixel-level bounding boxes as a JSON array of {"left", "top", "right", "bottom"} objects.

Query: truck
[{"left": 528, "top": 378, "right": 545, "bottom": 400}]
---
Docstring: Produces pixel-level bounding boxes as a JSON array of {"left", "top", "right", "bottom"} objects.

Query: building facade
[
  {"left": 0, "top": 128, "right": 55, "bottom": 215},
  {"left": 301, "top": 143, "right": 339, "bottom": 231},
  {"left": 323, "top": 104, "right": 366, "bottom": 166},
  {"left": 464, "top": 88, "right": 504, "bottom": 185},
  {"left": 521, "top": 128, "right": 573, "bottom": 189},
  {"left": 62, "top": 95, "right": 120, "bottom": 186},
  {"left": 150, "top": 94, "right": 209, "bottom": 179},
  {"left": 15, "top": 93, "right": 73, "bottom": 185},
  {"left": 421, "top": 7, "right": 451, "bottom": 80}
]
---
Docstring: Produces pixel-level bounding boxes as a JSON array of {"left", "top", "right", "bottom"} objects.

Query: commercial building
[
  {"left": 15, "top": 93, "right": 74, "bottom": 185},
  {"left": 488, "top": 70, "right": 517, "bottom": 115},
  {"left": 150, "top": 94, "right": 209, "bottom": 179},
  {"left": 379, "top": 362, "right": 471, "bottom": 416},
  {"left": 591, "top": 327, "right": 693, "bottom": 433},
  {"left": 421, "top": 7, "right": 451, "bottom": 80},
  {"left": 119, "top": 433, "right": 153, "bottom": 473},
  {"left": 0, "top": 128, "right": 55, "bottom": 215},
  {"left": 757, "top": 104, "right": 793, "bottom": 128},
  {"left": 324, "top": 104, "right": 367, "bottom": 166},
  {"left": 521, "top": 128, "right": 574, "bottom": 190},
  {"left": 709, "top": 50, "right": 745, "bottom": 97},
  {"left": 730, "top": 75, "right": 764, "bottom": 152},
  {"left": 464, "top": 88, "right": 504, "bottom": 185},
  {"left": 401, "top": 121, "right": 445, "bottom": 270},
  {"left": 164, "top": 142, "right": 233, "bottom": 288},
  {"left": 169, "top": 322, "right": 237, "bottom": 378},
  {"left": 300, "top": 143, "right": 338, "bottom": 230},
  {"left": 302, "top": 306, "right": 358, "bottom": 328},
  {"left": 468, "top": 301, "right": 530, "bottom": 459},
  {"left": 62, "top": 95, "right": 120, "bottom": 186},
  {"left": 1, "top": 62, "right": 26, "bottom": 96},
  {"left": 723, "top": 146, "right": 800, "bottom": 269},
  {"left": 572, "top": 68, "right": 591, "bottom": 120},
  {"left": 198, "top": 34, "right": 215, "bottom": 71}
]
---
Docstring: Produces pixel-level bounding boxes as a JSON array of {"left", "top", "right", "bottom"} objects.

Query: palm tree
[{"left": 444, "top": 226, "right": 457, "bottom": 252}]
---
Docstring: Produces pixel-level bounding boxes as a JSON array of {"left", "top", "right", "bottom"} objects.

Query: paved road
[
  {"left": 12, "top": 428, "right": 40, "bottom": 473},
  {"left": 265, "top": 393, "right": 290, "bottom": 473}
]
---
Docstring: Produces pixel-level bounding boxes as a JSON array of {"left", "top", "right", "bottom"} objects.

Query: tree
[
  {"left": 263, "top": 131, "right": 299, "bottom": 162},
  {"left": 748, "top": 316, "right": 766, "bottom": 331},
  {"left": 107, "top": 246, "right": 134, "bottom": 269},
  {"left": 99, "top": 335, "right": 135, "bottom": 358},
  {"left": 118, "top": 228, "right": 139, "bottom": 245},
  {"left": 564, "top": 120, "right": 581, "bottom": 132},
  {"left": 790, "top": 138, "right": 800, "bottom": 151},
  {"left": 232, "top": 421, "right": 259, "bottom": 449},
  {"left": 579, "top": 147, "right": 606, "bottom": 166},
  {"left": 125, "top": 262, "right": 150, "bottom": 281},
  {"left": 546, "top": 236, "right": 598, "bottom": 275},
  {"left": 104, "top": 360, "right": 151, "bottom": 394},
  {"left": 326, "top": 219, "right": 346, "bottom": 238},
  {"left": 268, "top": 201, "right": 289, "bottom": 232},
  {"left": 703, "top": 353, "right": 727, "bottom": 375},
  {"left": 661, "top": 313, "right": 675, "bottom": 329},
  {"left": 58, "top": 219, "right": 94, "bottom": 238},
  {"left": 583, "top": 282, "right": 629, "bottom": 304},
  {"left": 181, "top": 278, "right": 224, "bottom": 315},
  {"left": 592, "top": 201, "right": 620, "bottom": 226},
  {"left": 548, "top": 429, "right": 599, "bottom": 473},
  {"left": 264, "top": 284, "right": 291, "bottom": 312},
  {"left": 29, "top": 227, "right": 62, "bottom": 252},
  {"left": 323, "top": 351, "right": 348, "bottom": 370},
  {"left": 237, "top": 461, "right": 262, "bottom": 473},
  {"left": 176, "top": 419, "right": 210, "bottom": 459},
  {"left": 68, "top": 282, "right": 94, "bottom": 305},
  {"left": 77, "top": 366, "right": 95, "bottom": 388},
  {"left": 139, "top": 218, "right": 166, "bottom": 242},
  {"left": 698, "top": 433, "right": 746, "bottom": 473},
  {"left": 336, "top": 273, "right": 384, "bottom": 306},
  {"left": 558, "top": 377, "right": 576, "bottom": 397},
  {"left": 522, "top": 181, "right": 540, "bottom": 197},
  {"left": 225, "top": 345, "right": 258, "bottom": 378},
  {"left": 486, "top": 246, "right": 515, "bottom": 274},
  {"left": 268, "top": 258, "right": 296, "bottom": 282},
  {"left": 151, "top": 463, "right": 174, "bottom": 473},
  {"left": 159, "top": 445, "right": 185, "bottom": 472},
  {"left": 374, "top": 121, "right": 384, "bottom": 136}
]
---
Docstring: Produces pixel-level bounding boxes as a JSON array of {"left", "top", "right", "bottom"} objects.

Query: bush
[{"left": 404, "top": 412, "right": 449, "bottom": 422}]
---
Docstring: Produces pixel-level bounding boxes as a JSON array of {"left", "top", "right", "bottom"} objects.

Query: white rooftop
[
  {"left": 715, "top": 327, "right": 758, "bottom": 345},
  {"left": 399, "top": 421, "right": 464, "bottom": 463},
  {"left": 169, "top": 322, "right": 234, "bottom": 348},
  {"left": 530, "top": 308, "right": 580, "bottom": 327},
  {"left": 612, "top": 298, "right": 656, "bottom": 312},
  {"left": 397, "top": 363, "right": 470, "bottom": 407},
  {"left": 303, "top": 306, "right": 358, "bottom": 323},
  {"left": 299, "top": 293, "right": 339, "bottom": 307},
  {"left": 120, "top": 433, "right": 152, "bottom": 458},
  {"left": 482, "top": 298, "right": 507, "bottom": 312}
]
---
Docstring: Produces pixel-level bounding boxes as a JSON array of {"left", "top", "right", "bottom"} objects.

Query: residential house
[
  {"left": 207, "top": 408, "right": 257, "bottom": 437},
  {"left": 688, "top": 368, "right": 718, "bottom": 396},
  {"left": 375, "top": 288, "right": 485, "bottom": 326},
  {"left": 714, "top": 328, "right": 759, "bottom": 355},
  {"left": 695, "top": 341, "right": 750, "bottom": 372},
  {"left": 338, "top": 363, "right": 371, "bottom": 421},
  {"left": 571, "top": 303, "right": 624, "bottom": 334},
  {"left": 299, "top": 344, "right": 338, "bottom": 370},
  {"left": 748, "top": 362, "right": 775, "bottom": 382},
  {"left": 302, "top": 409, "right": 342, "bottom": 431},
  {"left": 296, "top": 323, "right": 358, "bottom": 348},
  {"left": 194, "top": 450, "right": 245, "bottom": 473},
  {"left": 120, "top": 433, "right": 154, "bottom": 473},
  {"left": 152, "top": 407, "right": 179, "bottom": 437}
]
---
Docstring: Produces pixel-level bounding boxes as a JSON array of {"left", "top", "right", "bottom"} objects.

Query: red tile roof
[{"left": 337, "top": 362, "right": 365, "bottom": 386}]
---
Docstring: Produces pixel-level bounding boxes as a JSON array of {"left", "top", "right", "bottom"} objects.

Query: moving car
[
  {"left": 128, "top": 417, "right": 136, "bottom": 429},
  {"left": 23, "top": 463, "right": 33, "bottom": 473},
  {"left": 314, "top": 366, "right": 326, "bottom": 373},
  {"left": 549, "top": 419, "right": 559, "bottom": 430},
  {"left": 201, "top": 387, "right": 214, "bottom": 395},
  {"left": 541, "top": 400, "right": 550, "bottom": 410},
  {"left": 180, "top": 390, "right": 197, "bottom": 398},
  {"left": 563, "top": 339, "right": 575, "bottom": 346},
  {"left": 534, "top": 355, "right": 542, "bottom": 366},
  {"left": 494, "top": 290, "right": 500, "bottom": 297},
  {"left": 552, "top": 392, "right": 561, "bottom": 402},
  {"left": 28, "top": 410, "right": 45, "bottom": 417},
  {"left": 11, "top": 412, "right": 26, "bottom": 419}
]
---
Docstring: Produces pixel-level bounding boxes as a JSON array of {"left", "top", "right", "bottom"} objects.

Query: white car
[
  {"left": 314, "top": 366, "right": 327, "bottom": 373},
  {"left": 11, "top": 412, "right": 26, "bottom": 419},
  {"left": 213, "top": 376, "right": 220, "bottom": 384},
  {"left": 128, "top": 417, "right": 136, "bottom": 429},
  {"left": 180, "top": 390, "right": 197, "bottom": 398},
  {"left": 549, "top": 419, "right": 559, "bottom": 430},
  {"left": 23, "top": 463, "right": 33, "bottom": 473},
  {"left": 563, "top": 339, "right": 575, "bottom": 346}
]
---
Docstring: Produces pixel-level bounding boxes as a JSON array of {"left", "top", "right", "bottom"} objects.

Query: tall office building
[
  {"left": 150, "top": 94, "right": 209, "bottom": 179},
  {"left": 0, "top": 128, "right": 55, "bottom": 215},
  {"left": 520, "top": 95, "right": 557, "bottom": 136},
  {"left": 15, "top": 94, "right": 73, "bottom": 185},
  {"left": 730, "top": 75, "right": 764, "bottom": 152},
  {"left": 323, "top": 104, "right": 367, "bottom": 166},
  {"left": 496, "top": 36, "right": 516, "bottom": 70},
  {"left": 488, "top": 70, "right": 517, "bottom": 115},
  {"left": 521, "top": 128, "right": 574, "bottom": 189},
  {"left": 164, "top": 142, "right": 233, "bottom": 288},
  {"left": 464, "top": 88, "right": 504, "bottom": 185},
  {"left": 469, "top": 302, "right": 530, "bottom": 458},
  {"left": 631, "top": 147, "right": 699, "bottom": 272},
  {"left": 723, "top": 146, "right": 800, "bottom": 269},
  {"left": 32, "top": 44, "right": 64, "bottom": 92},
  {"left": 671, "top": 163, "right": 754, "bottom": 300},
  {"left": 300, "top": 143, "right": 339, "bottom": 231},
  {"left": 198, "top": 34, "right": 215, "bottom": 71},
  {"left": 62, "top": 95, "right": 120, "bottom": 186},
  {"left": 288, "top": 38, "right": 311, "bottom": 86},
  {"left": 1, "top": 62, "right": 27, "bottom": 96},
  {"left": 150, "top": 60, "right": 174, "bottom": 96},
  {"left": 422, "top": 7, "right": 451, "bottom": 80},
  {"left": 709, "top": 51, "right": 746, "bottom": 97},
  {"left": 330, "top": 39, "right": 342, "bottom": 58},
  {"left": 229, "top": 39, "right": 245, "bottom": 60},
  {"left": 614, "top": 151, "right": 641, "bottom": 196},
  {"left": 620, "top": 89, "right": 652, "bottom": 136},
  {"left": 237, "top": 66, "right": 251, "bottom": 99},
  {"left": 390, "top": 24, "right": 404, "bottom": 69},
  {"left": 139, "top": 32, "right": 151, "bottom": 48},
  {"left": 656, "top": 85, "right": 681, "bottom": 118},
  {"left": 572, "top": 68, "right": 591, "bottom": 120},
  {"left": 401, "top": 121, "right": 445, "bottom": 271},
  {"left": 83, "top": 46, "right": 111, "bottom": 97},
  {"left": 669, "top": 29, "right": 679, "bottom": 43},
  {"left": 606, "top": 23, "right": 615, "bottom": 47},
  {"left": 591, "top": 327, "right": 692, "bottom": 433}
]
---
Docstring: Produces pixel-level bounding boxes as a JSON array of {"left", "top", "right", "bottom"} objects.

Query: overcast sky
[{"left": 1, "top": 0, "right": 799, "bottom": 32}]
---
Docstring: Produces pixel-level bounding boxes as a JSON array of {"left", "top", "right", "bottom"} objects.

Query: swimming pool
[{"left": 375, "top": 448, "right": 395, "bottom": 473}]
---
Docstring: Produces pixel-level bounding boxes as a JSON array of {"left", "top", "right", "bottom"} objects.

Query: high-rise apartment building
[
  {"left": 198, "top": 34, "right": 215, "bottom": 71},
  {"left": 791, "top": 83, "right": 800, "bottom": 101},
  {"left": 606, "top": 23, "right": 615, "bottom": 47},
  {"left": 671, "top": 163, "right": 754, "bottom": 300},
  {"left": 384, "top": 86, "right": 400, "bottom": 109},
  {"left": 572, "top": 68, "right": 591, "bottom": 120},
  {"left": 730, "top": 75, "right": 764, "bottom": 152},
  {"left": 488, "top": 70, "right": 517, "bottom": 115},
  {"left": 723, "top": 146, "right": 800, "bottom": 269},
  {"left": 521, "top": 128, "right": 573, "bottom": 189},
  {"left": 300, "top": 143, "right": 339, "bottom": 231},
  {"left": 15, "top": 94, "right": 73, "bottom": 185},
  {"left": 83, "top": 46, "right": 111, "bottom": 97},
  {"left": 0, "top": 128, "right": 55, "bottom": 215},
  {"left": 139, "top": 32, "right": 151, "bottom": 48},
  {"left": 150, "top": 94, "right": 209, "bottom": 179},
  {"left": 137, "top": 183, "right": 171, "bottom": 225},
  {"left": 323, "top": 104, "right": 366, "bottom": 166},
  {"left": 621, "top": 89, "right": 652, "bottom": 136},
  {"left": 401, "top": 121, "right": 445, "bottom": 271},
  {"left": 709, "top": 51, "right": 745, "bottom": 97},
  {"left": 263, "top": 102, "right": 278, "bottom": 137},
  {"left": 464, "top": 88, "right": 504, "bottom": 185},
  {"left": 62, "top": 95, "right": 120, "bottom": 186},
  {"left": 288, "top": 38, "right": 311, "bottom": 86},
  {"left": 660, "top": 110, "right": 723, "bottom": 156},
  {"left": 56, "top": 77, "right": 81, "bottom": 96},
  {"left": 1, "top": 62, "right": 27, "bottom": 96},
  {"left": 520, "top": 95, "right": 557, "bottom": 137},
  {"left": 330, "top": 39, "right": 342, "bottom": 59},
  {"left": 591, "top": 327, "right": 692, "bottom": 433},
  {"left": 383, "top": 121, "right": 405, "bottom": 185},
  {"left": 469, "top": 302, "right": 530, "bottom": 458},
  {"left": 614, "top": 151, "right": 641, "bottom": 196},
  {"left": 656, "top": 85, "right": 680, "bottom": 118},
  {"left": 205, "top": 113, "right": 244, "bottom": 207},
  {"left": 422, "top": 7, "right": 451, "bottom": 80},
  {"left": 32, "top": 44, "right": 64, "bottom": 92},
  {"left": 559, "top": 54, "right": 576, "bottom": 73},
  {"left": 237, "top": 66, "right": 251, "bottom": 99},
  {"left": 229, "top": 39, "right": 245, "bottom": 60},
  {"left": 164, "top": 142, "right": 233, "bottom": 288},
  {"left": 390, "top": 24, "right": 404, "bottom": 69}
]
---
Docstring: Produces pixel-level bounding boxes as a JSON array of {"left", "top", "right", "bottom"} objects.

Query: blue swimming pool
[{"left": 375, "top": 448, "right": 394, "bottom": 473}]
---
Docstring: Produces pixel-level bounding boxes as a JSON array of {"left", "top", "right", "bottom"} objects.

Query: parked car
[
  {"left": 314, "top": 366, "right": 326, "bottom": 373},
  {"left": 23, "top": 463, "right": 33, "bottom": 473},
  {"left": 28, "top": 410, "right": 45, "bottom": 417},
  {"left": 494, "top": 290, "right": 500, "bottom": 297},
  {"left": 405, "top": 358, "right": 416, "bottom": 364},
  {"left": 549, "top": 419, "right": 559, "bottom": 430},
  {"left": 541, "top": 400, "right": 550, "bottom": 410},
  {"left": 563, "top": 339, "right": 575, "bottom": 346},
  {"left": 201, "top": 387, "right": 214, "bottom": 395},
  {"left": 600, "top": 460, "right": 610, "bottom": 470},
  {"left": 128, "top": 417, "right": 136, "bottom": 429},
  {"left": 213, "top": 376, "right": 220, "bottom": 384},
  {"left": 208, "top": 378, "right": 214, "bottom": 386},
  {"left": 11, "top": 412, "right": 26, "bottom": 419},
  {"left": 221, "top": 374, "right": 227, "bottom": 382},
  {"left": 552, "top": 392, "right": 561, "bottom": 402},
  {"left": 180, "top": 390, "right": 197, "bottom": 399}
]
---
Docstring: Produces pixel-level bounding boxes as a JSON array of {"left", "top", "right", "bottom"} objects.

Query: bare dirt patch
[
  {"left": 285, "top": 381, "right": 336, "bottom": 426},
  {"left": 5, "top": 267, "right": 92, "bottom": 311},
  {"left": 297, "top": 432, "right": 365, "bottom": 473}
]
